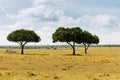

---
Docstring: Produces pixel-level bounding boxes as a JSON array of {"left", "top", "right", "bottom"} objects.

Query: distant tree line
[{"left": 7, "top": 27, "right": 99, "bottom": 55}]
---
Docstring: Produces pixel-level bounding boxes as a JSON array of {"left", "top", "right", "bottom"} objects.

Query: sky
[{"left": 0, "top": 0, "right": 120, "bottom": 45}]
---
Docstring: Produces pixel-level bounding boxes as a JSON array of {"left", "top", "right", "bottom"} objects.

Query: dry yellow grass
[{"left": 0, "top": 47, "right": 120, "bottom": 80}]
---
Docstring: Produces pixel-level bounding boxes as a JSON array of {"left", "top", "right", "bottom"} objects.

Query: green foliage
[
  {"left": 93, "top": 35, "right": 99, "bottom": 44},
  {"left": 79, "top": 30, "right": 99, "bottom": 54},
  {"left": 53, "top": 27, "right": 100, "bottom": 54},
  {"left": 52, "top": 27, "right": 82, "bottom": 55},
  {"left": 52, "top": 27, "right": 99, "bottom": 45},
  {"left": 7, "top": 29, "right": 41, "bottom": 42},
  {"left": 80, "top": 31, "right": 94, "bottom": 44},
  {"left": 7, "top": 29, "right": 41, "bottom": 54},
  {"left": 70, "top": 27, "right": 83, "bottom": 42},
  {"left": 52, "top": 27, "right": 82, "bottom": 43},
  {"left": 80, "top": 31, "right": 99, "bottom": 45}
]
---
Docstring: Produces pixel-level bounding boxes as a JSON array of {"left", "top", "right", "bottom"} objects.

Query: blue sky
[{"left": 0, "top": 0, "right": 120, "bottom": 45}]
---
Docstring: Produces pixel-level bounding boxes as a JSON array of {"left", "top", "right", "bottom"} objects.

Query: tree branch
[
  {"left": 23, "top": 41, "right": 27, "bottom": 46},
  {"left": 83, "top": 43, "right": 86, "bottom": 49},
  {"left": 67, "top": 42, "right": 73, "bottom": 48},
  {"left": 86, "top": 44, "right": 90, "bottom": 50},
  {"left": 17, "top": 42, "right": 21, "bottom": 45},
  {"left": 17, "top": 41, "right": 23, "bottom": 45}
]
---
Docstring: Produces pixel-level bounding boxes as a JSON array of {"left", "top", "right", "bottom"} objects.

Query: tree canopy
[
  {"left": 7, "top": 29, "right": 41, "bottom": 54},
  {"left": 53, "top": 27, "right": 99, "bottom": 55},
  {"left": 52, "top": 27, "right": 82, "bottom": 55},
  {"left": 79, "top": 31, "right": 99, "bottom": 54}
]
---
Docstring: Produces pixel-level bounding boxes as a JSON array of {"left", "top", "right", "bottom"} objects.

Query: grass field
[{"left": 0, "top": 47, "right": 120, "bottom": 80}]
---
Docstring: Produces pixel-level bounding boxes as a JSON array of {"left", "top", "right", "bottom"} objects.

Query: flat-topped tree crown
[
  {"left": 52, "top": 27, "right": 82, "bottom": 55},
  {"left": 7, "top": 29, "right": 41, "bottom": 54},
  {"left": 79, "top": 30, "right": 99, "bottom": 54}
]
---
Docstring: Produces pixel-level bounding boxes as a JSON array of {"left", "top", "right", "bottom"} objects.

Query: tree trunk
[
  {"left": 67, "top": 42, "right": 76, "bottom": 55},
  {"left": 72, "top": 42, "right": 75, "bottom": 55},
  {"left": 83, "top": 43, "right": 87, "bottom": 54},
  {"left": 18, "top": 41, "right": 27, "bottom": 54},
  {"left": 83, "top": 43, "right": 90, "bottom": 54},
  {"left": 21, "top": 45, "right": 24, "bottom": 54},
  {"left": 85, "top": 47, "right": 87, "bottom": 54}
]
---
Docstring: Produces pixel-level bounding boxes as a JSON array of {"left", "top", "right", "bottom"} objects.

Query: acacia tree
[
  {"left": 80, "top": 31, "right": 99, "bottom": 54},
  {"left": 7, "top": 29, "right": 41, "bottom": 54},
  {"left": 52, "top": 27, "right": 82, "bottom": 55}
]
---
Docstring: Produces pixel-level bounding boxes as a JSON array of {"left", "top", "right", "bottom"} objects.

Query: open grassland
[{"left": 0, "top": 47, "right": 120, "bottom": 80}]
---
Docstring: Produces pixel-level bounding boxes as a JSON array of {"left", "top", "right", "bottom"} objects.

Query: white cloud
[
  {"left": 0, "top": 7, "right": 5, "bottom": 15},
  {"left": 0, "top": 25, "right": 16, "bottom": 45},
  {"left": 0, "top": 30, "right": 9, "bottom": 45},
  {"left": 1, "top": 0, "right": 120, "bottom": 45},
  {"left": 13, "top": 21, "right": 35, "bottom": 30},
  {"left": 52, "top": 14, "right": 120, "bottom": 44},
  {"left": 76, "top": 15, "right": 120, "bottom": 44},
  {"left": 37, "top": 26, "right": 55, "bottom": 45},
  {"left": 7, "top": 4, "right": 64, "bottom": 22},
  {"left": 6, "top": 9, "right": 120, "bottom": 45}
]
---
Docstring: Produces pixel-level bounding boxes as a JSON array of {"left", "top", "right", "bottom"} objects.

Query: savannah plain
[{"left": 0, "top": 47, "right": 120, "bottom": 80}]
